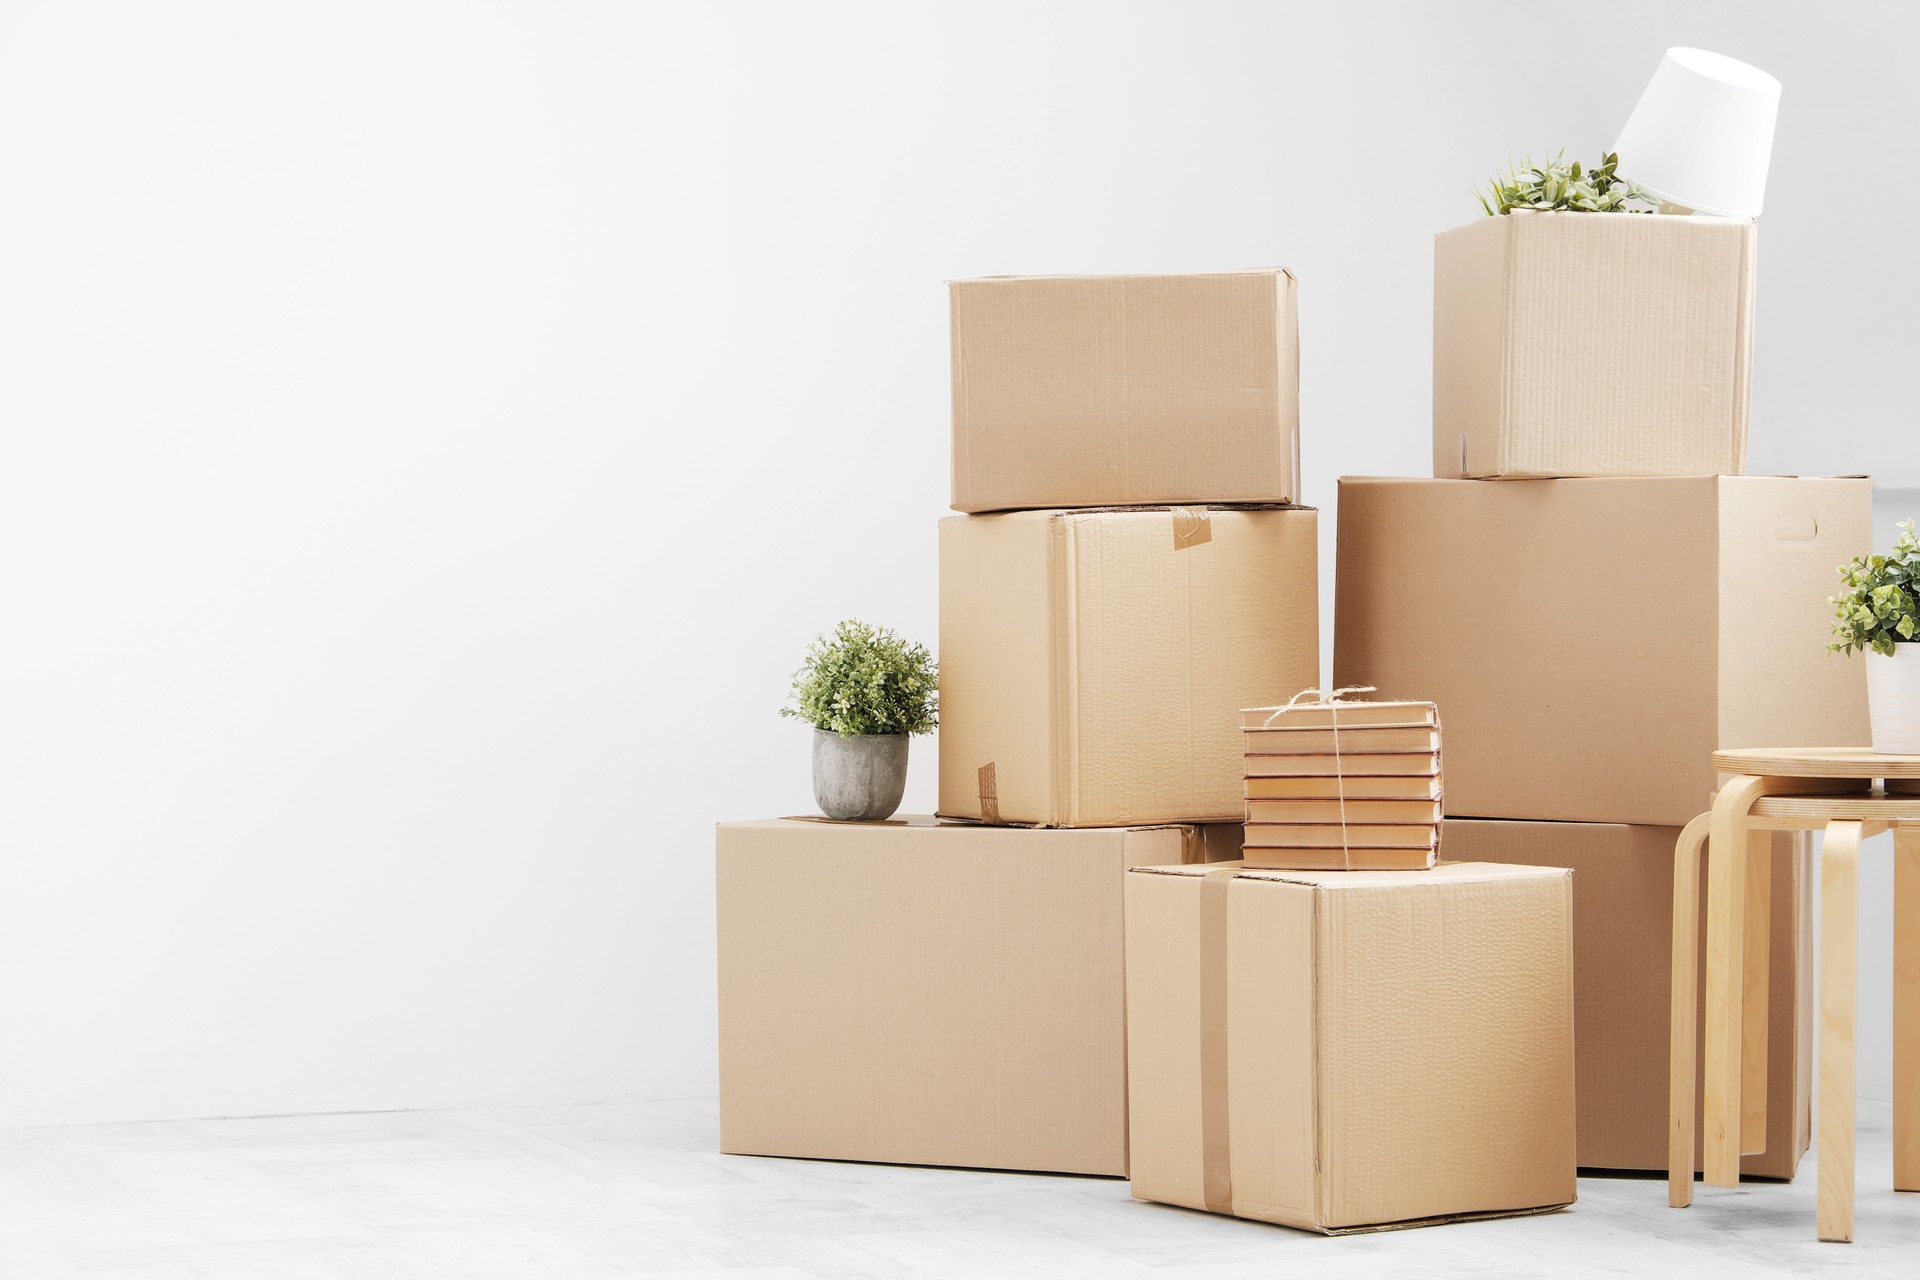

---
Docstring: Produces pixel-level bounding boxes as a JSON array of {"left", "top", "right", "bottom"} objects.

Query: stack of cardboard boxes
[
  {"left": 1334, "top": 209, "right": 1872, "bottom": 1175},
  {"left": 720, "top": 265, "right": 1583, "bottom": 1232},
  {"left": 718, "top": 270, "right": 1321, "bottom": 1180},
  {"left": 716, "top": 208, "right": 1871, "bottom": 1232}
]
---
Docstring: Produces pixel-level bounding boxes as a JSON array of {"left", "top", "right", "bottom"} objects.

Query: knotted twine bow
[{"left": 1260, "top": 685, "right": 1378, "bottom": 726}]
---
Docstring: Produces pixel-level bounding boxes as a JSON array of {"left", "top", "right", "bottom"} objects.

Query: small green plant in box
[
  {"left": 783, "top": 619, "right": 937, "bottom": 821},
  {"left": 1829, "top": 520, "right": 1919, "bottom": 657},
  {"left": 1477, "top": 151, "right": 1654, "bottom": 215}
]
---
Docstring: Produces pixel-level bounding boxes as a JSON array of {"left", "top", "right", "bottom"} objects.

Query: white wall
[{"left": 1, "top": 0, "right": 1916, "bottom": 1127}]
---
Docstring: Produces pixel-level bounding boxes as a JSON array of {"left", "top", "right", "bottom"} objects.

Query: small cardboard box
[
  {"left": 950, "top": 271, "right": 1299, "bottom": 512},
  {"left": 1334, "top": 475, "right": 1870, "bottom": 827},
  {"left": 939, "top": 506, "right": 1318, "bottom": 827},
  {"left": 1442, "top": 818, "right": 1812, "bottom": 1177},
  {"left": 1126, "top": 860, "right": 1576, "bottom": 1233},
  {"left": 1433, "top": 210, "right": 1755, "bottom": 479},
  {"left": 716, "top": 816, "right": 1200, "bottom": 1176}
]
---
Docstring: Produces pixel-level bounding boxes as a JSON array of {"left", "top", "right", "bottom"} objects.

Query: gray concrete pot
[{"left": 812, "top": 730, "right": 909, "bottom": 821}]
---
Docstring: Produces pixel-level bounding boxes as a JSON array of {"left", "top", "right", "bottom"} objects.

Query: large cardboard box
[
  {"left": 1441, "top": 819, "right": 1813, "bottom": 1177},
  {"left": 1334, "top": 476, "right": 1870, "bottom": 826},
  {"left": 940, "top": 505, "right": 1318, "bottom": 827},
  {"left": 1433, "top": 210, "right": 1755, "bottom": 479},
  {"left": 949, "top": 271, "right": 1299, "bottom": 512},
  {"left": 716, "top": 816, "right": 1199, "bottom": 1176},
  {"left": 1126, "top": 860, "right": 1576, "bottom": 1233}
]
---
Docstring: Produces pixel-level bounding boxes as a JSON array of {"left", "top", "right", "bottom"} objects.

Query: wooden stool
[{"left": 1668, "top": 747, "right": 1920, "bottom": 1242}]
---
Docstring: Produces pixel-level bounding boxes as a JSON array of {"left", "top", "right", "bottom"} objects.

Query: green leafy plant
[
  {"left": 1829, "top": 520, "right": 1920, "bottom": 656},
  {"left": 1477, "top": 151, "right": 1653, "bottom": 216},
  {"left": 782, "top": 619, "right": 938, "bottom": 736}
]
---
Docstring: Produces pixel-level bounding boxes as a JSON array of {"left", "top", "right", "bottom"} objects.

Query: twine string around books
[
  {"left": 1241, "top": 687, "right": 1440, "bottom": 872},
  {"left": 1262, "top": 687, "right": 1377, "bottom": 867}
]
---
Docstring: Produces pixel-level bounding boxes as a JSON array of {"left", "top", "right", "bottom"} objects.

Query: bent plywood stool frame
[{"left": 1668, "top": 747, "right": 1920, "bottom": 1243}]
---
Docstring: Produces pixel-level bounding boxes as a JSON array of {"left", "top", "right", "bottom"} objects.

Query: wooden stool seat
[{"left": 1669, "top": 747, "right": 1920, "bottom": 1242}]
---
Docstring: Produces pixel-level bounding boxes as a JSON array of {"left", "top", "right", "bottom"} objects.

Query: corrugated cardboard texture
[
  {"left": 716, "top": 817, "right": 1191, "bottom": 1176},
  {"left": 1441, "top": 819, "right": 1812, "bottom": 1177},
  {"left": 1715, "top": 480, "right": 1876, "bottom": 751},
  {"left": 1433, "top": 211, "right": 1755, "bottom": 479},
  {"left": 1334, "top": 476, "right": 1870, "bottom": 826},
  {"left": 1126, "top": 861, "right": 1576, "bottom": 1233},
  {"left": 950, "top": 271, "right": 1299, "bottom": 512},
  {"left": 940, "top": 507, "right": 1319, "bottom": 827}
]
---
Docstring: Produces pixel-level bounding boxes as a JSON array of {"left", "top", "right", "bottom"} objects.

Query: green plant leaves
[
  {"left": 1828, "top": 518, "right": 1920, "bottom": 656},
  {"left": 780, "top": 618, "right": 939, "bottom": 737},
  {"left": 1479, "top": 149, "right": 1656, "bottom": 216}
]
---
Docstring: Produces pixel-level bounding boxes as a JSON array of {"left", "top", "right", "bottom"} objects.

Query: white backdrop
[{"left": 1, "top": 0, "right": 1916, "bottom": 1128}]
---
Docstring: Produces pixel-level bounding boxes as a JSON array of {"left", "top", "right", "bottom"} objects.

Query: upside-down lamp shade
[{"left": 1614, "top": 47, "right": 1781, "bottom": 217}]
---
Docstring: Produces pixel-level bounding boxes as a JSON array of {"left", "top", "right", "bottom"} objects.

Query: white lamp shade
[{"left": 1614, "top": 47, "right": 1781, "bottom": 217}]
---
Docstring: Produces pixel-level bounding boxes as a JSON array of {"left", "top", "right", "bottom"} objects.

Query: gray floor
[{"left": 0, "top": 1097, "right": 1911, "bottom": 1278}]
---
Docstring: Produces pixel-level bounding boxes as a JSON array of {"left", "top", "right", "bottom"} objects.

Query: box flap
[
  {"left": 1313, "top": 863, "right": 1575, "bottom": 1227},
  {"left": 1432, "top": 215, "right": 1512, "bottom": 478},
  {"left": 1054, "top": 508, "right": 1317, "bottom": 825},
  {"left": 938, "top": 513, "right": 1061, "bottom": 823}
]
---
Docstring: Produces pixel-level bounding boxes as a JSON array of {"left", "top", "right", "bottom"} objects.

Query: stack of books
[{"left": 1239, "top": 698, "right": 1443, "bottom": 870}]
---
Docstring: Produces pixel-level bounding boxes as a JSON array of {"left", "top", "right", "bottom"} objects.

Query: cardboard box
[
  {"left": 949, "top": 271, "right": 1299, "bottom": 512},
  {"left": 716, "top": 816, "right": 1200, "bottom": 1176},
  {"left": 1126, "top": 860, "right": 1576, "bottom": 1233},
  {"left": 1433, "top": 210, "right": 1755, "bottom": 479},
  {"left": 1334, "top": 476, "right": 1870, "bottom": 826},
  {"left": 1441, "top": 819, "right": 1812, "bottom": 1177},
  {"left": 939, "top": 506, "right": 1318, "bottom": 827}
]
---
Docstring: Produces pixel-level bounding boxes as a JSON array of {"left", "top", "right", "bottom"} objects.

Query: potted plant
[
  {"left": 782, "top": 619, "right": 937, "bottom": 821},
  {"left": 1476, "top": 150, "right": 1654, "bottom": 215},
  {"left": 1829, "top": 519, "right": 1920, "bottom": 753}
]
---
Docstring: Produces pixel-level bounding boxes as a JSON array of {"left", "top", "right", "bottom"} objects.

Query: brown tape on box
[
  {"left": 1199, "top": 864, "right": 1237, "bottom": 1214},
  {"left": 977, "top": 762, "right": 1000, "bottom": 824},
  {"left": 1172, "top": 507, "right": 1212, "bottom": 550}
]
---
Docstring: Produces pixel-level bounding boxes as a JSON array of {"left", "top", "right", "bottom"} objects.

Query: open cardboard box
[{"left": 1434, "top": 210, "right": 1755, "bottom": 479}]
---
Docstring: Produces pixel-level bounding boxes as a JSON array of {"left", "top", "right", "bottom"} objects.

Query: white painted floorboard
[{"left": 0, "top": 1098, "right": 1911, "bottom": 1278}]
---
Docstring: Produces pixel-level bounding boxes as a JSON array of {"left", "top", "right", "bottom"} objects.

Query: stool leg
[
  {"left": 1896, "top": 828, "right": 1920, "bottom": 1192},
  {"left": 1818, "top": 819, "right": 1862, "bottom": 1244},
  {"left": 1741, "top": 828, "right": 1772, "bottom": 1155},
  {"left": 1705, "top": 775, "right": 1767, "bottom": 1186},
  {"left": 1671, "top": 812, "right": 1711, "bottom": 1208}
]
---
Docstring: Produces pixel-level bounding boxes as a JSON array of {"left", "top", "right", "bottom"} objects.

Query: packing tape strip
[
  {"left": 1172, "top": 507, "right": 1212, "bottom": 550},
  {"left": 1199, "top": 865, "right": 1237, "bottom": 1215},
  {"left": 977, "top": 762, "right": 1000, "bottom": 824}
]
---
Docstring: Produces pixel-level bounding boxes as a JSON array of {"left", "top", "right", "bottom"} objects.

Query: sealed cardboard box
[
  {"left": 950, "top": 271, "right": 1299, "bottom": 512},
  {"left": 1334, "top": 476, "right": 1870, "bottom": 826},
  {"left": 717, "top": 816, "right": 1198, "bottom": 1176},
  {"left": 1442, "top": 819, "right": 1812, "bottom": 1176},
  {"left": 940, "top": 506, "right": 1318, "bottom": 827},
  {"left": 1433, "top": 210, "right": 1755, "bottom": 479},
  {"left": 1126, "top": 860, "right": 1576, "bottom": 1233}
]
